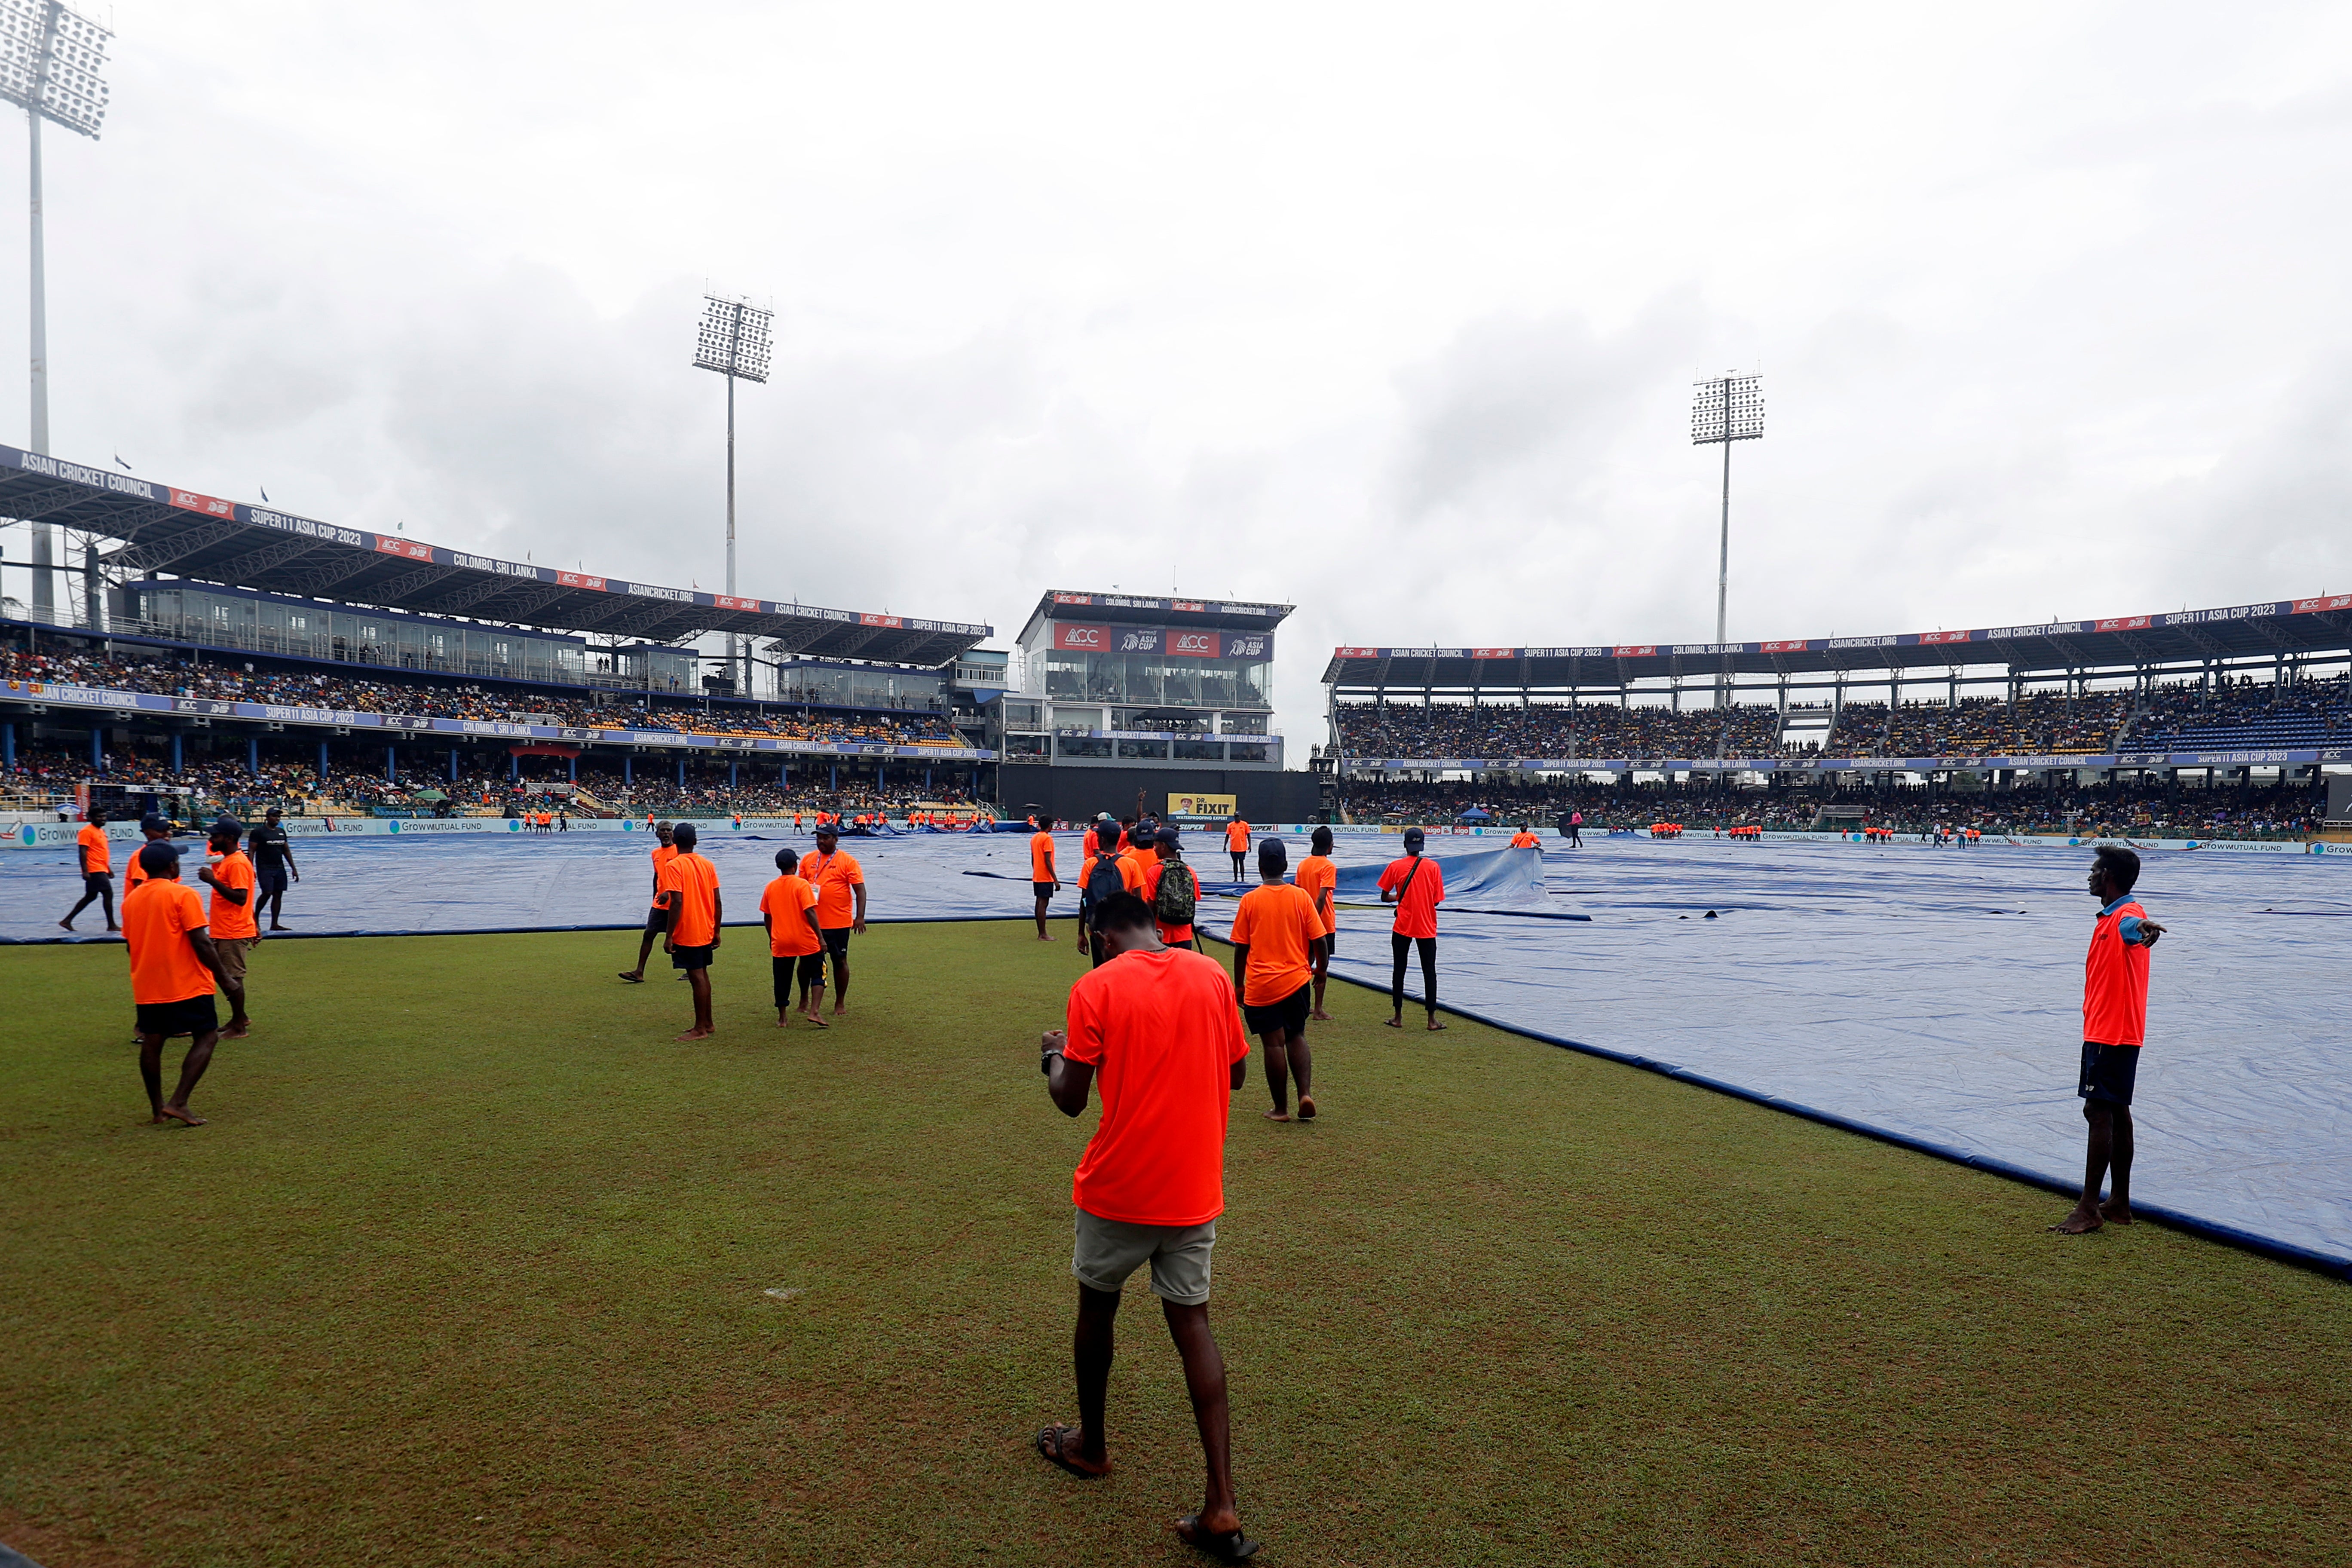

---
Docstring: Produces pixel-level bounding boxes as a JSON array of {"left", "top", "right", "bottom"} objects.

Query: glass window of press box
[
  {"left": 771, "top": 662, "right": 945, "bottom": 712},
  {"left": 129, "top": 582, "right": 585, "bottom": 683},
  {"left": 1023, "top": 640, "right": 1271, "bottom": 711}
]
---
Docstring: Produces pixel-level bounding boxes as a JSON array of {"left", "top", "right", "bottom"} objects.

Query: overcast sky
[{"left": 9, "top": 2, "right": 2352, "bottom": 740}]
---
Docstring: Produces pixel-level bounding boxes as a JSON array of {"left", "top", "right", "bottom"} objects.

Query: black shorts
[
  {"left": 643, "top": 906, "right": 666, "bottom": 934},
  {"left": 773, "top": 952, "right": 826, "bottom": 1004},
  {"left": 1033, "top": 881, "right": 1057, "bottom": 900},
  {"left": 1241, "top": 983, "right": 1311, "bottom": 1038},
  {"left": 2078, "top": 1041, "right": 2140, "bottom": 1109},
  {"left": 257, "top": 867, "right": 289, "bottom": 897},
  {"left": 670, "top": 943, "right": 714, "bottom": 971},
  {"left": 84, "top": 872, "right": 112, "bottom": 895},
  {"left": 136, "top": 994, "right": 218, "bottom": 1038},
  {"left": 821, "top": 926, "right": 852, "bottom": 957}
]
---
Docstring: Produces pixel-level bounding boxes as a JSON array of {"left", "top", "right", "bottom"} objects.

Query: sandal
[
  {"left": 1034, "top": 1424, "right": 1109, "bottom": 1478},
  {"left": 1173, "top": 1513, "right": 1261, "bottom": 1562}
]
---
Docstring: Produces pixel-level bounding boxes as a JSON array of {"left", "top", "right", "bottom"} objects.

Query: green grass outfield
[{"left": 4, "top": 923, "right": 2347, "bottom": 1566}]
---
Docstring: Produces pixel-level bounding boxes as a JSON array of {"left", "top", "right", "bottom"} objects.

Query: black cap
[{"left": 1155, "top": 825, "right": 1181, "bottom": 848}]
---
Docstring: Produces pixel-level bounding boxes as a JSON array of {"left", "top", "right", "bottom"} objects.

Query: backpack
[
  {"left": 1081, "top": 855, "right": 1130, "bottom": 916},
  {"left": 1153, "top": 859, "right": 1197, "bottom": 926}
]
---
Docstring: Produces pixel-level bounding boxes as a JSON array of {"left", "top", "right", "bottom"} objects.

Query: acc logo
[
  {"left": 1058, "top": 625, "right": 1106, "bottom": 649},
  {"left": 1170, "top": 631, "right": 1218, "bottom": 656}
]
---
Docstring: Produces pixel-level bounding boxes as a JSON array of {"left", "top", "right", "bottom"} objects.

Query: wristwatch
[{"left": 1041, "top": 1048, "right": 1064, "bottom": 1075}]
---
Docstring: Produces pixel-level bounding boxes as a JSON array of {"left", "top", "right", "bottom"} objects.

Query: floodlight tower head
[
  {"left": 694, "top": 295, "right": 773, "bottom": 383},
  {"left": 0, "top": 0, "right": 110, "bottom": 139},
  {"left": 1690, "top": 373, "right": 1764, "bottom": 445}
]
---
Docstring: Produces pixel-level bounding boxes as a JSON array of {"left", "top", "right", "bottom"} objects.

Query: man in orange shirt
[
  {"left": 123, "top": 814, "right": 175, "bottom": 900},
  {"left": 1510, "top": 824, "right": 1540, "bottom": 849},
  {"left": 1223, "top": 815, "right": 1250, "bottom": 882},
  {"left": 1295, "top": 826, "right": 1340, "bottom": 1021},
  {"left": 61, "top": 806, "right": 117, "bottom": 932},
  {"left": 758, "top": 847, "right": 827, "bottom": 1029},
  {"left": 195, "top": 818, "right": 257, "bottom": 1040},
  {"left": 655, "top": 821, "right": 723, "bottom": 1040},
  {"left": 1035, "top": 891, "right": 1256, "bottom": 1563},
  {"left": 1029, "top": 821, "right": 1060, "bottom": 941},
  {"left": 1075, "top": 818, "right": 1145, "bottom": 968},
  {"left": 1142, "top": 826, "right": 1199, "bottom": 951},
  {"left": 123, "top": 840, "right": 234, "bottom": 1127},
  {"left": 618, "top": 821, "right": 678, "bottom": 983},
  {"left": 802, "top": 822, "right": 867, "bottom": 1016},
  {"left": 1378, "top": 827, "right": 1446, "bottom": 1032},
  {"left": 1230, "top": 838, "right": 1326, "bottom": 1121}
]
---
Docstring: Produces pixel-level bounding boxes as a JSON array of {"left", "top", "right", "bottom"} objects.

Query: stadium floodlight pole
[
  {"left": 1691, "top": 372, "right": 1764, "bottom": 726},
  {"left": 0, "top": 0, "right": 108, "bottom": 626},
  {"left": 692, "top": 294, "right": 773, "bottom": 695}
]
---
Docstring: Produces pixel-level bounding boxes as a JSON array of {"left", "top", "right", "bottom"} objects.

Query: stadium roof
[
  {"left": 1323, "top": 592, "right": 2352, "bottom": 688},
  {"left": 0, "top": 445, "right": 991, "bottom": 666},
  {"left": 1016, "top": 589, "right": 1292, "bottom": 646}
]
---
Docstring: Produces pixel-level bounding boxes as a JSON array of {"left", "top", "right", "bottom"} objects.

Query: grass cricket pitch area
[{"left": 5, "top": 922, "right": 2347, "bottom": 1566}]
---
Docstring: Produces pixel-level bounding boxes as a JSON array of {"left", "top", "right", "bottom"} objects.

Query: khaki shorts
[
  {"left": 1072, "top": 1208, "right": 1216, "bottom": 1306},
  {"left": 213, "top": 937, "right": 251, "bottom": 983}
]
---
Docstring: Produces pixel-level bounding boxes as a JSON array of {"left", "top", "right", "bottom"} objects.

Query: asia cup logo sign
[
  {"left": 1224, "top": 633, "right": 1270, "bottom": 659},
  {"left": 1117, "top": 627, "right": 1164, "bottom": 654}
]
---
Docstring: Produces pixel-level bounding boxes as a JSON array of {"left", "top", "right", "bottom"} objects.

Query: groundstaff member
[
  {"left": 195, "top": 818, "right": 257, "bottom": 1039},
  {"left": 802, "top": 822, "right": 867, "bottom": 1017},
  {"left": 1295, "top": 826, "right": 1338, "bottom": 1022},
  {"left": 61, "top": 806, "right": 116, "bottom": 932},
  {"left": 1230, "top": 837, "right": 1324, "bottom": 1123},
  {"left": 248, "top": 806, "right": 299, "bottom": 930},
  {"left": 1034, "top": 891, "right": 1258, "bottom": 1564},
  {"left": 618, "top": 821, "right": 678, "bottom": 983},
  {"left": 1379, "top": 827, "right": 1446, "bottom": 1031},
  {"left": 1030, "top": 819, "right": 1060, "bottom": 941},
  {"left": 656, "top": 821, "right": 722, "bottom": 1041},
  {"left": 2051, "top": 846, "right": 2166, "bottom": 1235},
  {"left": 124, "top": 841, "right": 234, "bottom": 1127},
  {"left": 758, "top": 847, "right": 827, "bottom": 1029}
]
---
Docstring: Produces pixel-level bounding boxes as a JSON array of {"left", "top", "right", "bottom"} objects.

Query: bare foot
[
  {"left": 58, "top": 919, "right": 73, "bottom": 931},
  {"left": 1262, "top": 1109, "right": 1290, "bottom": 1122},
  {"left": 223, "top": 1023, "right": 250, "bottom": 1040},
  {"left": 2099, "top": 1199, "right": 2135, "bottom": 1225},
  {"left": 674, "top": 1027, "right": 713, "bottom": 1041},
  {"left": 1426, "top": 1018, "right": 1447, "bottom": 1031},
  {"left": 2049, "top": 1207, "right": 2103, "bottom": 1234},
  {"left": 159, "top": 1104, "right": 207, "bottom": 1127},
  {"left": 1309, "top": 1008, "right": 1333, "bottom": 1022},
  {"left": 775, "top": 1017, "right": 792, "bottom": 1029},
  {"left": 831, "top": 1005, "right": 847, "bottom": 1017},
  {"left": 1297, "top": 1096, "right": 1317, "bottom": 1121},
  {"left": 802, "top": 1013, "right": 830, "bottom": 1029}
]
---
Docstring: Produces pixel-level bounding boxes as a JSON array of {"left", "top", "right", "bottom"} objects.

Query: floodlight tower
[
  {"left": 0, "top": 0, "right": 108, "bottom": 625},
  {"left": 1691, "top": 372, "right": 1764, "bottom": 714},
  {"left": 692, "top": 295, "right": 772, "bottom": 695}
]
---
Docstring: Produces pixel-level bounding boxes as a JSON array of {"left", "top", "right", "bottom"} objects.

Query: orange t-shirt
[
  {"left": 207, "top": 849, "right": 260, "bottom": 941},
  {"left": 1062, "top": 946, "right": 1250, "bottom": 1226},
  {"left": 1377, "top": 855, "right": 1445, "bottom": 940},
  {"left": 1030, "top": 831, "right": 1057, "bottom": 884},
  {"left": 1082, "top": 827, "right": 1099, "bottom": 858},
  {"left": 78, "top": 822, "right": 111, "bottom": 876},
  {"left": 758, "top": 874, "right": 822, "bottom": 957},
  {"left": 656, "top": 852, "right": 720, "bottom": 947},
  {"left": 1224, "top": 821, "right": 1250, "bottom": 852},
  {"left": 1510, "top": 830, "right": 1539, "bottom": 848},
  {"left": 1294, "top": 854, "right": 1338, "bottom": 937},
  {"left": 1121, "top": 842, "right": 1154, "bottom": 883},
  {"left": 1078, "top": 852, "right": 1145, "bottom": 902},
  {"left": 123, "top": 879, "right": 214, "bottom": 1005},
  {"left": 649, "top": 842, "right": 678, "bottom": 903},
  {"left": 802, "top": 849, "right": 865, "bottom": 928},
  {"left": 125, "top": 839, "right": 168, "bottom": 895},
  {"left": 1229, "top": 882, "right": 1323, "bottom": 1005}
]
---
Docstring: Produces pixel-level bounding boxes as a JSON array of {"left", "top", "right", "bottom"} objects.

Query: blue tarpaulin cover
[{"left": 7, "top": 828, "right": 2345, "bottom": 1275}]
